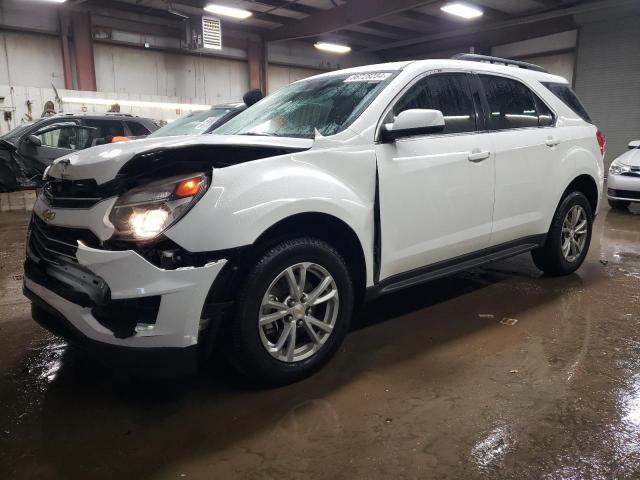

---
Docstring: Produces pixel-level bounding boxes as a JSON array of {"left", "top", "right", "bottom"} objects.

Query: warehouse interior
[{"left": 1, "top": 0, "right": 640, "bottom": 478}]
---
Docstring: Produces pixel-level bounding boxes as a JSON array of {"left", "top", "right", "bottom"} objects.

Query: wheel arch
[
  {"left": 562, "top": 174, "right": 599, "bottom": 215},
  {"left": 205, "top": 212, "right": 368, "bottom": 311},
  {"left": 253, "top": 213, "right": 367, "bottom": 305}
]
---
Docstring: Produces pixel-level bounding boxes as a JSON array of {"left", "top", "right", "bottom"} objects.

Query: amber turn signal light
[{"left": 175, "top": 177, "right": 203, "bottom": 197}]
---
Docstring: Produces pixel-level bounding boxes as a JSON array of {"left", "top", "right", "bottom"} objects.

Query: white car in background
[
  {"left": 607, "top": 140, "right": 640, "bottom": 210},
  {"left": 24, "top": 54, "right": 604, "bottom": 386}
]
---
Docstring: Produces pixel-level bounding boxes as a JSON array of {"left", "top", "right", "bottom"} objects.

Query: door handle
[
  {"left": 546, "top": 137, "right": 561, "bottom": 147},
  {"left": 468, "top": 149, "right": 491, "bottom": 163}
]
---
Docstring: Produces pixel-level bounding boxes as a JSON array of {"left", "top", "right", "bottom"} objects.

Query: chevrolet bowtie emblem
[{"left": 42, "top": 209, "right": 56, "bottom": 222}]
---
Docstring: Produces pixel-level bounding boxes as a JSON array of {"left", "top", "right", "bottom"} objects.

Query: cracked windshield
[{"left": 215, "top": 72, "right": 393, "bottom": 138}]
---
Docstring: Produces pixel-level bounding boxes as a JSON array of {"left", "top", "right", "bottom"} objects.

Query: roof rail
[{"left": 451, "top": 53, "right": 548, "bottom": 73}]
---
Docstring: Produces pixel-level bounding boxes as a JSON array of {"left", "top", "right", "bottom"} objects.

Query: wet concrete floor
[{"left": 0, "top": 203, "right": 639, "bottom": 479}]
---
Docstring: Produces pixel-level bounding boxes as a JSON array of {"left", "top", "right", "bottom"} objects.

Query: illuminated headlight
[
  {"left": 109, "top": 173, "right": 208, "bottom": 240},
  {"left": 609, "top": 160, "right": 631, "bottom": 176}
]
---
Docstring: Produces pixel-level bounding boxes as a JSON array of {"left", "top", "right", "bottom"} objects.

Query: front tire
[
  {"left": 608, "top": 198, "right": 630, "bottom": 210},
  {"left": 227, "top": 237, "right": 353, "bottom": 386},
  {"left": 532, "top": 191, "right": 593, "bottom": 276}
]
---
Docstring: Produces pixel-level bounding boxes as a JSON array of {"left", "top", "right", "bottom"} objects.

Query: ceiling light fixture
[
  {"left": 440, "top": 2, "right": 483, "bottom": 19},
  {"left": 314, "top": 42, "right": 351, "bottom": 54},
  {"left": 204, "top": 4, "right": 252, "bottom": 19},
  {"left": 40, "top": 0, "right": 67, "bottom": 3}
]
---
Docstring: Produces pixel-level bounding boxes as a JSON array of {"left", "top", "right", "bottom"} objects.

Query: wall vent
[{"left": 187, "top": 15, "right": 222, "bottom": 51}]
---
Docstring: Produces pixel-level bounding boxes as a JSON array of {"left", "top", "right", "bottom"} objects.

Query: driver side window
[{"left": 391, "top": 73, "right": 477, "bottom": 135}]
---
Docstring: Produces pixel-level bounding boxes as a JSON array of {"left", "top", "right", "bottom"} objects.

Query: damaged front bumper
[{"left": 24, "top": 238, "right": 227, "bottom": 376}]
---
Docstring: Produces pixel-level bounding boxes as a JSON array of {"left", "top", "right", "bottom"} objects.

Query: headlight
[
  {"left": 109, "top": 173, "right": 208, "bottom": 240},
  {"left": 609, "top": 160, "right": 631, "bottom": 176}
]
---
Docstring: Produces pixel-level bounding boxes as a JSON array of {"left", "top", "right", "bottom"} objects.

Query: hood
[
  {"left": 614, "top": 147, "right": 640, "bottom": 168},
  {"left": 47, "top": 134, "right": 314, "bottom": 185},
  {"left": 0, "top": 139, "right": 17, "bottom": 151}
]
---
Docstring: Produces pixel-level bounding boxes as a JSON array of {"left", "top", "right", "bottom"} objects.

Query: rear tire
[
  {"left": 532, "top": 191, "right": 593, "bottom": 276},
  {"left": 608, "top": 198, "right": 630, "bottom": 210},
  {"left": 226, "top": 237, "right": 353, "bottom": 387}
]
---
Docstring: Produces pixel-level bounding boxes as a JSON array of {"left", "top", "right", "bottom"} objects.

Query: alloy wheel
[
  {"left": 258, "top": 262, "right": 339, "bottom": 363},
  {"left": 561, "top": 204, "right": 588, "bottom": 262}
]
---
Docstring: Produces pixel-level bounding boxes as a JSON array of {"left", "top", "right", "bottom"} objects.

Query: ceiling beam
[
  {"left": 380, "top": 17, "right": 575, "bottom": 60},
  {"left": 159, "top": 0, "right": 301, "bottom": 25},
  {"left": 362, "top": 21, "right": 424, "bottom": 37},
  {"left": 251, "top": 0, "right": 320, "bottom": 16},
  {"left": 264, "top": 0, "right": 442, "bottom": 42},
  {"left": 363, "top": 0, "right": 637, "bottom": 52},
  {"left": 332, "top": 29, "right": 396, "bottom": 46}
]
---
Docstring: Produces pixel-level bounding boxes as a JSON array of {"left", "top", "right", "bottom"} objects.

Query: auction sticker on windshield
[{"left": 344, "top": 73, "right": 392, "bottom": 83}]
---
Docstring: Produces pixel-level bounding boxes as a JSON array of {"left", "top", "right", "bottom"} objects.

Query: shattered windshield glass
[{"left": 215, "top": 72, "right": 395, "bottom": 139}]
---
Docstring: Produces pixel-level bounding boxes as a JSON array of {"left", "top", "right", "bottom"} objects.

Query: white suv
[{"left": 24, "top": 55, "right": 605, "bottom": 385}]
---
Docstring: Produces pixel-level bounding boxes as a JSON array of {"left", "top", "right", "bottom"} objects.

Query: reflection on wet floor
[{"left": 0, "top": 204, "right": 639, "bottom": 479}]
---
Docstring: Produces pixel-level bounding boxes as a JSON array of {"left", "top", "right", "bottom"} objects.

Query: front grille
[
  {"left": 42, "top": 179, "right": 108, "bottom": 209},
  {"left": 623, "top": 167, "right": 640, "bottom": 178},
  {"left": 28, "top": 215, "right": 101, "bottom": 264},
  {"left": 608, "top": 188, "right": 640, "bottom": 200}
]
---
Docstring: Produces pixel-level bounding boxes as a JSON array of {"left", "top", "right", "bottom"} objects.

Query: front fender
[{"left": 165, "top": 147, "right": 378, "bottom": 279}]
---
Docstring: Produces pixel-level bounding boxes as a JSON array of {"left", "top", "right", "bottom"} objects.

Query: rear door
[
  {"left": 376, "top": 71, "right": 496, "bottom": 280},
  {"left": 476, "top": 73, "right": 561, "bottom": 246}
]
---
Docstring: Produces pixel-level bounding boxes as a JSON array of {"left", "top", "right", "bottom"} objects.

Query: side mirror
[
  {"left": 26, "top": 134, "right": 42, "bottom": 147},
  {"left": 628, "top": 140, "right": 640, "bottom": 149},
  {"left": 380, "top": 109, "right": 445, "bottom": 142}
]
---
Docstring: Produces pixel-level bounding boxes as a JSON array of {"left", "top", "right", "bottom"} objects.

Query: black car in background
[
  {"left": 147, "top": 91, "right": 264, "bottom": 139},
  {"left": 146, "top": 102, "right": 246, "bottom": 139},
  {"left": 0, "top": 113, "right": 158, "bottom": 191}
]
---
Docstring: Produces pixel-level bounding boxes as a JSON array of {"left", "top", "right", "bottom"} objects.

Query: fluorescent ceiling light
[
  {"left": 314, "top": 42, "right": 351, "bottom": 54},
  {"left": 441, "top": 3, "right": 483, "bottom": 19},
  {"left": 40, "top": 0, "right": 67, "bottom": 3},
  {"left": 204, "top": 4, "right": 252, "bottom": 19},
  {"left": 61, "top": 97, "right": 211, "bottom": 111}
]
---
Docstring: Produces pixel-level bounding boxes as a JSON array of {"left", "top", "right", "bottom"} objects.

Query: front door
[
  {"left": 18, "top": 123, "right": 96, "bottom": 175},
  {"left": 376, "top": 72, "right": 495, "bottom": 281}
]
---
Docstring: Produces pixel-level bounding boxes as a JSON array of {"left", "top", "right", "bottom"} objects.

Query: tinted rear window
[
  {"left": 542, "top": 82, "right": 592, "bottom": 123},
  {"left": 480, "top": 75, "right": 539, "bottom": 130}
]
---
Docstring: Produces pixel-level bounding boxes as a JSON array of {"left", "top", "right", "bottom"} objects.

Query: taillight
[{"left": 596, "top": 129, "right": 606, "bottom": 157}]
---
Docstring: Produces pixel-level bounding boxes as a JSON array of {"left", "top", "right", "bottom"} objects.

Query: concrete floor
[{"left": 0, "top": 203, "right": 639, "bottom": 479}]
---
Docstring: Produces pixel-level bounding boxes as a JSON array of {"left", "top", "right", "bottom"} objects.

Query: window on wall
[
  {"left": 480, "top": 75, "right": 539, "bottom": 130},
  {"left": 391, "top": 73, "right": 477, "bottom": 134}
]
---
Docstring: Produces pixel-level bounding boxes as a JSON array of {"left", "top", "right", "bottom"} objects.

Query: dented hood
[{"left": 47, "top": 134, "right": 314, "bottom": 184}]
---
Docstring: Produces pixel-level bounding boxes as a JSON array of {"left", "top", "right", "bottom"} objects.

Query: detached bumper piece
[
  {"left": 26, "top": 290, "right": 198, "bottom": 378},
  {"left": 25, "top": 257, "right": 160, "bottom": 339}
]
